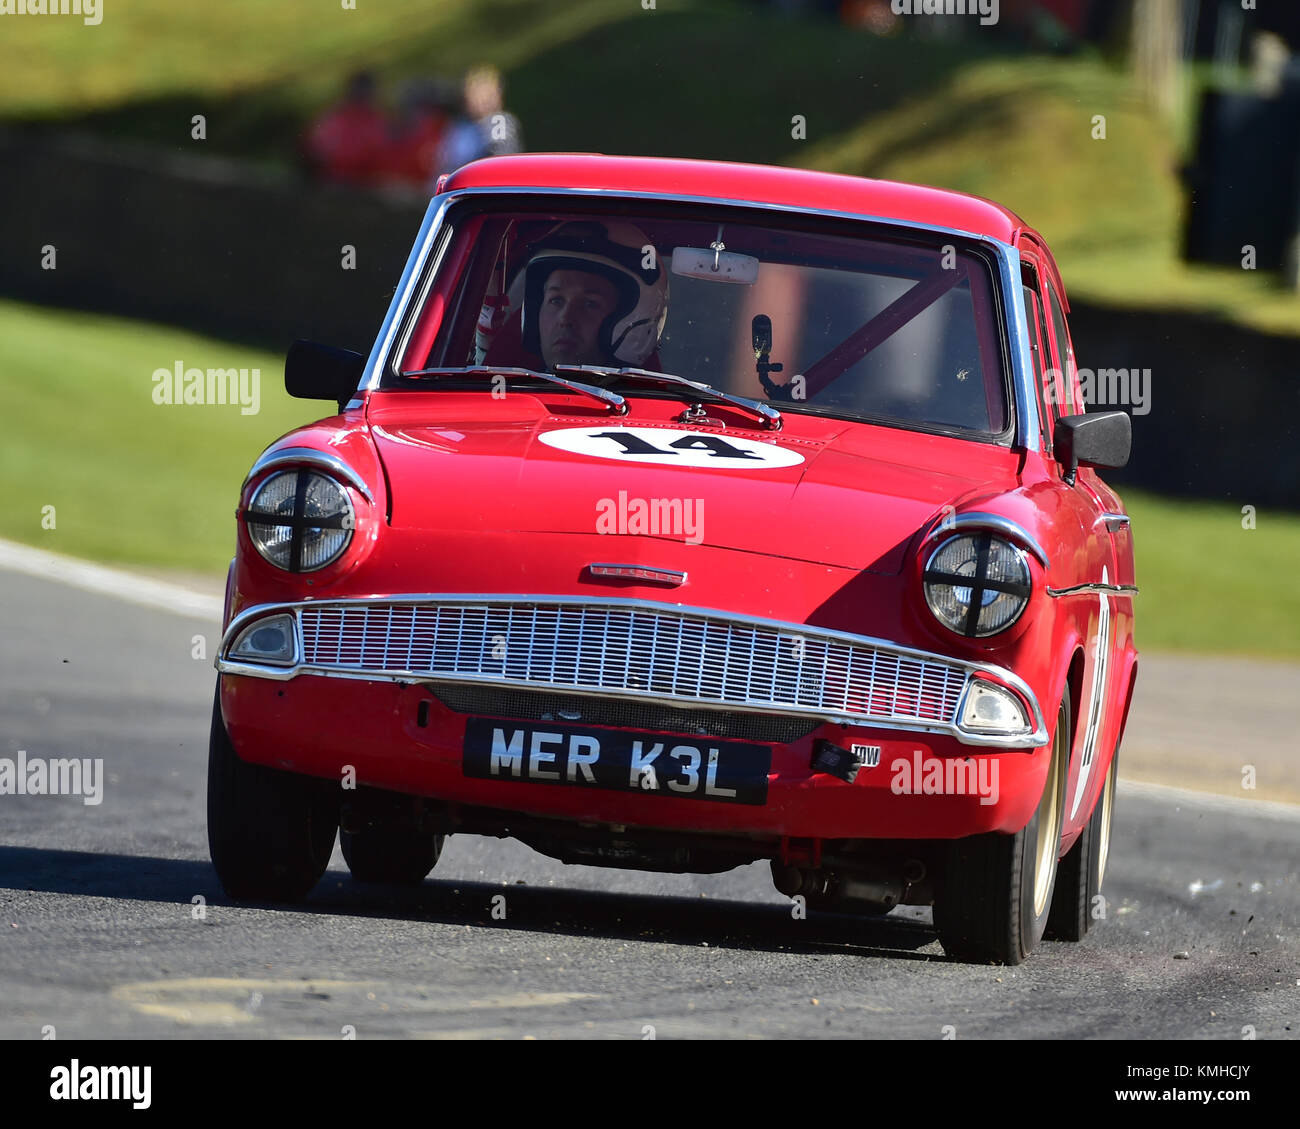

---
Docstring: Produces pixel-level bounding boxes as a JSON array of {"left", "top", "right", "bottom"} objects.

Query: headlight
[
  {"left": 923, "top": 534, "right": 1031, "bottom": 637},
  {"left": 245, "top": 469, "right": 354, "bottom": 572}
]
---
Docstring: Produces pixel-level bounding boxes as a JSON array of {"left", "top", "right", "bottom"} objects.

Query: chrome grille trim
[
  {"left": 299, "top": 601, "right": 968, "bottom": 721},
  {"left": 217, "top": 595, "right": 1047, "bottom": 748}
]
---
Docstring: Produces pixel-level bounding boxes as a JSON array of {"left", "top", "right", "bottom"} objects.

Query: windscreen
[{"left": 393, "top": 206, "right": 1009, "bottom": 436}]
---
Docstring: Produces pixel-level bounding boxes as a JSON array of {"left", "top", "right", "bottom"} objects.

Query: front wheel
[
  {"left": 933, "top": 694, "right": 1070, "bottom": 964},
  {"left": 1046, "top": 744, "right": 1119, "bottom": 941},
  {"left": 207, "top": 686, "right": 338, "bottom": 902}
]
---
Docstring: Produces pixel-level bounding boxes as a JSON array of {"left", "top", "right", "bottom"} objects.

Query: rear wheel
[
  {"left": 341, "top": 823, "right": 444, "bottom": 885},
  {"left": 933, "top": 694, "right": 1070, "bottom": 965},
  {"left": 1046, "top": 745, "right": 1119, "bottom": 941},
  {"left": 207, "top": 686, "right": 338, "bottom": 902}
]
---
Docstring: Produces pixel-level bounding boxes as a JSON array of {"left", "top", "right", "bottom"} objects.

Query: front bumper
[
  {"left": 216, "top": 594, "right": 1047, "bottom": 749},
  {"left": 216, "top": 595, "right": 1053, "bottom": 841}
]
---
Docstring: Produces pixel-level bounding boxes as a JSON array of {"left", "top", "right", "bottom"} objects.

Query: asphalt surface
[{"left": 1, "top": 568, "right": 1296, "bottom": 1039}]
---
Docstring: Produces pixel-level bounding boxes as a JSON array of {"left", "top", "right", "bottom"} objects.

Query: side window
[
  {"left": 1021, "top": 275, "right": 1053, "bottom": 453},
  {"left": 1044, "top": 281, "right": 1083, "bottom": 417}
]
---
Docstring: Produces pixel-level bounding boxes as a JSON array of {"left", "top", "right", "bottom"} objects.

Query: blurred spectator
[
  {"left": 839, "top": 0, "right": 898, "bottom": 33},
  {"left": 435, "top": 91, "right": 485, "bottom": 176},
  {"left": 435, "top": 65, "right": 524, "bottom": 178},
  {"left": 468, "top": 66, "right": 524, "bottom": 157},
  {"left": 301, "top": 71, "right": 390, "bottom": 185},
  {"left": 382, "top": 78, "right": 453, "bottom": 187}
]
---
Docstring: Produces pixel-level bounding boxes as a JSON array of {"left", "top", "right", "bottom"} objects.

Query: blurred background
[{"left": 1, "top": 0, "right": 1297, "bottom": 662}]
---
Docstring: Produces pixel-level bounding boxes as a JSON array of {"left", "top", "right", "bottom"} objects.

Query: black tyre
[
  {"left": 207, "top": 685, "right": 338, "bottom": 902},
  {"left": 1045, "top": 744, "right": 1119, "bottom": 941},
  {"left": 933, "top": 693, "right": 1070, "bottom": 965},
  {"left": 341, "top": 823, "right": 444, "bottom": 885}
]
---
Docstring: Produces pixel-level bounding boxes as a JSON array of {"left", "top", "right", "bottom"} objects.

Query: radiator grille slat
[{"left": 295, "top": 601, "right": 969, "bottom": 725}]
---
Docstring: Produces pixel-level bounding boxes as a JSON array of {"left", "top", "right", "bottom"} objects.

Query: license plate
[{"left": 463, "top": 718, "right": 770, "bottom": 805}]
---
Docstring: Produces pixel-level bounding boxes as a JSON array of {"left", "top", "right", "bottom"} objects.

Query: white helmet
[{"left": 521, "top": 220, "right": 668, "bottom": 367}]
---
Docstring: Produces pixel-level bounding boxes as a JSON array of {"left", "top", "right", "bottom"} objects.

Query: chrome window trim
[
  {"left": 921, "top": 512, "right": 1050, "bottom": 570},
  {"left": 997, "top": 250, "right": 1040, "bottom": 452},
  {"left": 369, "top": 186, "right": 1034, "bottom": 449},
  {"left": 242, "top": 447, "right": 373, "bottom": 503},
  {"left": 362, "top": 194, "right": 456, "bottom": 393},
  {"left": 215, "top": 594, "right": 1048, "bottom": 748}
]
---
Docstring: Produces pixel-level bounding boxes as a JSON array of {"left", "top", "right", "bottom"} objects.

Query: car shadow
[{"left": 0, "top": 844, "right": 942, "bottom": 962}]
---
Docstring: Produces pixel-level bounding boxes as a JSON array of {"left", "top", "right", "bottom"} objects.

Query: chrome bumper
[{"left": 216, "top": 595, "right": 1048, "bottom": 749}]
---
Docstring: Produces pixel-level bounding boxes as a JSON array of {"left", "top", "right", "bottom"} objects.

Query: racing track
[{"left": 1, "top": 561, "right": 1296, "bottom": 1039}]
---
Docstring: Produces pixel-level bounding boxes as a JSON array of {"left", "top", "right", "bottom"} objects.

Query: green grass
[
  {"left": 3, "top": 300, "right": 1297, "bottom": 658},
  {"left": 1121, "top": 487, "right": 1300, "bottom": 659},
  {"left": 4, "top": 1, "right": 990, "bottom": 166},
  {"left": 804, "top": 55, "right": 1300, "bottom": 337},
  {"left": 0, "top": 301, "right": 311, "bottom": 570}
]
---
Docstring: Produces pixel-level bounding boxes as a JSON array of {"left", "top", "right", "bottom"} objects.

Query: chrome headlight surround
[
  {"left": 923, "top": 533, "right": 1032, "bottom": 638},
  {"left": 244, "top": 469, "right": 355, "bottom": 573}
]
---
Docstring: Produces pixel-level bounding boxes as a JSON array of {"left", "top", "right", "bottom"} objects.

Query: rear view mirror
[
  {"left": 671, "top": 246, "right": 759, "bottom": 284},
  {"left": 285, "top": 340, "right": 365, "bottom": 412},
  {"left": 1054, "top": 411, "right": 1131, "bottom": 484}
]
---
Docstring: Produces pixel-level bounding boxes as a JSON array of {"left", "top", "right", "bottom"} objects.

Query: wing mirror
[
  {"left": 1054, "top": 411, "right": 1131, "bottom": 485},
  {"left": 285, "top": 340, "right": 366, "bottom": 412}
]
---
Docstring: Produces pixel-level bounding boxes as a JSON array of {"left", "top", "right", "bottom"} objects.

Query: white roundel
[{"left": 537, "top": 426, "right": 806, "bottom": 469}]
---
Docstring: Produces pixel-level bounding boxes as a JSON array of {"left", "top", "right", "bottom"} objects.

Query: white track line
[
  {"left": 1118, "top": 778, "right": 1300, "bottom": 821},
  {"left": 0, "top": 538, "right": 222, "bottom": 622}
]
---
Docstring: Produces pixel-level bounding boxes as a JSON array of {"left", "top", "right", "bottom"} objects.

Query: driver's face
[{"left": 538, "top": 269, "right": 619, "bottom": 370}]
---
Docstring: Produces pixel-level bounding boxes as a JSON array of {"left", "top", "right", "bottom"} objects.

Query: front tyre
[
  {"left": 1045, "top": 745, "right": 1119, "bottom": 941},
  {"left": 207, "top": 685, "right": 338, "bottom": 902},
  {"left": 341, "top": 824, "right": 444, "bottom": 885},
  {"left": 933, "top": 694, "right": 1070, "bottom": 965}
]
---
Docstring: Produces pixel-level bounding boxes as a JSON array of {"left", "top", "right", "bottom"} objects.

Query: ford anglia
[{"left": 209, "top": 154, "right": 1137, "bottom": 964}]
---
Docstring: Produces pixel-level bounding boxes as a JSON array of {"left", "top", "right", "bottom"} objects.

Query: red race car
[{"left": 210, "top": 154, "right": 1137, "bottom": 964}]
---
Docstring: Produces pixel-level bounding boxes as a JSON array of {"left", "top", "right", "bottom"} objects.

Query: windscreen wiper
[
  {"left": 553, "top": 365, "right": 782, "bottom": 431},
  {"left": 400, "top": 366, "right": 628, "bottom": 415}
]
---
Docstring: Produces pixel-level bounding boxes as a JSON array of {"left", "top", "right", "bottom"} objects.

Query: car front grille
[{"left": 295, "top": 599, "right": 970, "bottom": 727}]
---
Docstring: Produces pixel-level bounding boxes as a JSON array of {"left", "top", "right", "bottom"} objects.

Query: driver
[{"left": 519, "top": 220, "right": 668, "bottom": 372}]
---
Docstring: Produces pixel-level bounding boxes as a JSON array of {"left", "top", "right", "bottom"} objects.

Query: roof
[{"left": 438, "top": 153, "right": 1029, "bottom": 245}]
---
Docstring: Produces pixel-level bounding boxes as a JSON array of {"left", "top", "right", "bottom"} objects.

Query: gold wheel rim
[
  {"left": 1098, "top": 755, "right": 1116, "bottom": 885},
  {"left": 1032, "top": 707, "right": 1066, "bottom": 918}
]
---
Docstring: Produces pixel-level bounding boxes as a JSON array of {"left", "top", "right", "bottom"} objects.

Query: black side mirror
[
  {"left": 285, "top": 340, "right": 366, "bottom": 412},
  {"left": 1054, "top": 411, "right": 1131, "bottom": 485}
]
